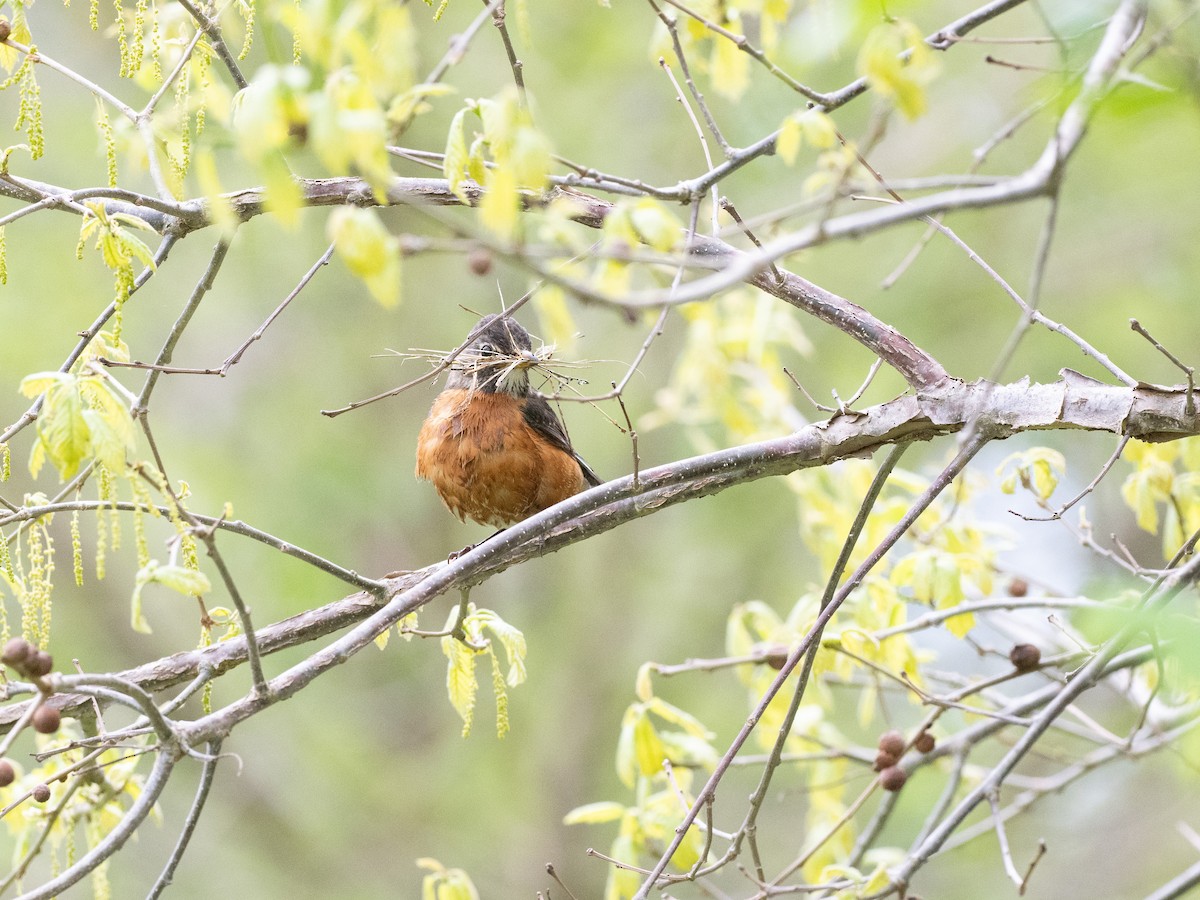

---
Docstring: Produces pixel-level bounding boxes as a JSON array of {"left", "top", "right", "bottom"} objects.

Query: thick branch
[{"left": 5, "top": 371, "right": 1194, "bottom": 730}]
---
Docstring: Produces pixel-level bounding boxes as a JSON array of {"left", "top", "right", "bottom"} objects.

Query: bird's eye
[{"left": 477, "top": 342, "right": 494, "bottom": 356}]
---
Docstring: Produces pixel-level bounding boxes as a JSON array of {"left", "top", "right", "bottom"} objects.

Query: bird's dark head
[{"left": 446, "top": 314, "right": 539, "bottom": 395}]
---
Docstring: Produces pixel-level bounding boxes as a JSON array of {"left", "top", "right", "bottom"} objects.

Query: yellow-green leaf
[
  {"left": 18, "top": 371, "right": 70, "bottom": 399},
  {"left": 443, "top": 106, "right": 471, "bottom": 202},
  {"left": 441, "top": 635, "right": 478, "bottom": 737},
  {"left": 479, "top": 165, "right": 519, "bottom": 241},
  {"left": 858, "top": 20, "right": 938, "bottom": 120},
  {"left": 777, "top": 113, "right": 802, "bottom": 166},
  {"left": 710, "top": 28, "right": 750, "bottom": 100},
  {"left": 632, "top": 708, "right": 665, "bottom": 776},
  {"left": 616, "top": 706, "right": 638, "bottom": 787},
  {"left": 328, "top": 206, "right": 401, "bottom": 307},
  {"left": 628, "top": 198, "right": 681, "bottom": 252},
  {"left": 564, "top": 801, "right": 627, "bottom": 825},
  {"left": 646, "top": 696, "right": 712, "bottom": 739},
  {"left": 262, "top": 156, "right": 304, "bottom": 227},
  {"left": 35, "top": 381, "right": 91, "bottom": 481},
  {"left": 388, "top": 82, "right": 455, "bottom": 129}
]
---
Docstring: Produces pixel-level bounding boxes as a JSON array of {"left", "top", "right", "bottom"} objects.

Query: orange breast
[{"left": 415, "top": 389, "right": 588, "bottom": 528}]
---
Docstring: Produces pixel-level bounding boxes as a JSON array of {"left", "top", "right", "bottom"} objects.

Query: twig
[
  {"left": 129, "top": 242, "right": 269, "bottom": 695},
  {"left": 861, "top": 197, "right": 1136, "bottom": 387},
  {"left": 739, "top": 445, "right": 911, "bottom": 885},
  {"left": 544, "top": 863, "right": 581, "bottom": 900},
  {"left": 142, "top": 27, "right": 205, "bottom": 116},
  {"left": 719, "top": 199, "right": 779, "bottom": 283},
  {"left": 1, "top": 500, "right": 384, "bottom": 594},
  {"left": 0, "top": 762, "right": 86, "bottom": 890},
  {"left": 656, "top": 0, "right": 828, "bottom": 103},
  {"left": 320, "top": 291, "right": 536, "bottom": 416},
  {"left": 1016, "top": 434, "right": 1130, "bottom": 522},
  {"left": 1144, "top": 858, "right": 1200, "bottom": 900},
  {"left": 984, "top": 54, "right": 1062, "bottom": 73},
  {"left": 988, "top": 787, "right": 1026, "bottom": 887},
  {"left": 647, "top": 0, "right": 733, "bottom": 157},
  {"left": 895, "top": 549, "right": 1200, "bottom": 891},
  {"left": 15, "top": 745, "right": 179, "bottom": 900},
  {"left": 0, "top": 234, "right": 177, "bottom": 445},
  {"left": 633, "top": 436, "right": 992, "bottom": 898},
  {"left": 146, "top": 739, "right": 223, "bottom": 899},
  {"left": 221, "top": 244, "right": 335, "bottom": 374},
  {"left": 424, "top": 0, "right": 504, "bottom": 88},
  {"left": 2, "top": 39, "right": 138, "bottom": 121},
  {"left": 614, "top": 385, "right": 641, "bottom": 490},
  {"left": 0, "top": 690, "right": 47, "bottom": 758},
  {"left": 658, "top": 56, "right": 719, "bottom": 231},
  {"left": 1132, "top": 319, "right": 1195, "bottom": 416},
  {"left": 174, "top": 0, "right": 248, "bottom": 89},
  {"left": 987, "top": 191, "right": 1062, "bottom": 386},
  {"left": 483, "top": 0, "right": 526, "bottom": 104},
  {"left": 51, "top": 673, "right": 178, "bottom": 743}
]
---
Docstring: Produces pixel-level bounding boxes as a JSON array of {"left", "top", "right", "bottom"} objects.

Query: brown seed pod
[
  {"left": 879, "top": 766, "right": 907, "bottom": 792},
  {"left": 1009, "top": 643, "right": 1041, "bottom": 672},
  {"left": 0, "top": 760, "right": 14, "bottom": 787},
  {"left": 873, "top": 749, "right": 898, "bottom": 772},
  {"left": 877, "top": 729, "right": 906, "bottom": 759},
  {"left": 467, "top": 248, "right": 493, "bottom": 277},
  {"left": 1, "top": 638, "right": 31, "bottom": 668},
  {"left": 32, "top": 705, "right": 61, "bottom": 734},
  {"left": 286, "top": 120, "right": 308, "bottom": 145},
  {"left": 1008, "top": 578, "right": 1029, "bottom": 597},
  {"left": 914, "top": 731, "right": 936, "bottom": 754},
  {"left": 760, "top": 644, "right": 790, "bottom": 670},
  {"left": 32, "top": 784, "right": 50, "bottom": 803},
  {"left": 25, "top": 651, "right": 53, "bottom": 678}
]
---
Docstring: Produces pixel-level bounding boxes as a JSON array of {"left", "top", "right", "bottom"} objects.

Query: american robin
[{"left": 415, "top": 314, "right": 601, "bottom": 529}]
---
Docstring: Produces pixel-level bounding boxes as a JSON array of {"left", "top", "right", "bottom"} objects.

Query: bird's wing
[{"left": 523, "top": 395, "right": 603, "bottom": 487}]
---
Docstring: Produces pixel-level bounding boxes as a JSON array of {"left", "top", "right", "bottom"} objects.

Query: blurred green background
[{"left": 1, "top": 0, "right": 1199, "bottom": 896}]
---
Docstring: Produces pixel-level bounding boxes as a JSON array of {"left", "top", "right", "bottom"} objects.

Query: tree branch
[{"left": 4, "top": 370, "right": 1194, "bottom": 732}]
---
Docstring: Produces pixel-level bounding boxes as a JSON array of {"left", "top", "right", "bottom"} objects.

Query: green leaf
[
  {"left": 78, "top": 376, "right": 136, "bottom": 469},
  {"left": 36, "top": 380, "right": 91, "bottom": 481},
  {"left": 130, "top": 582, "right": 152, "bottom": 634},
  {"left": 152, "top": 564, "right": 212, "bottom": 597}
]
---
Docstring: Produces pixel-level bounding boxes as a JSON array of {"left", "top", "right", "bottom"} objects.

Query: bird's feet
[{"left": 447, "top": 527, "right": 506, "bottom": 562}]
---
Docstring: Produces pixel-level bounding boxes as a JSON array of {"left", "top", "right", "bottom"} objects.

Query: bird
[{"left": 415, "top": 314, "right": 601, "bottom": 530}]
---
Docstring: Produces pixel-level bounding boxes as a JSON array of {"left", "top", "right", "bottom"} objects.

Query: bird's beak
[{"left": 515, "top": 350, "right": 539, "bottom": 369}]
